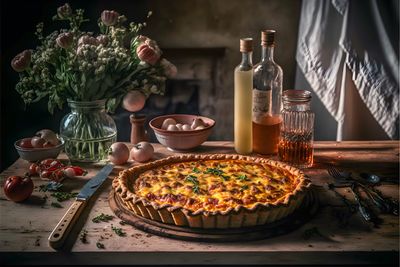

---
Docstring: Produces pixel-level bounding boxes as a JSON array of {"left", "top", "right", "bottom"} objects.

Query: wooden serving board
[{"left": 109, "top": 187, "right": 319, "bottom": 242}]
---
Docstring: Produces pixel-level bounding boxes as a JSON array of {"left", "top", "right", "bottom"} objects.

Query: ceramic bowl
[
  {"left": 14, "top": 138, "right": 65, "bottom": 162},
  {"left": 149, "top": 114, "right": 215, "bottom": 151}
]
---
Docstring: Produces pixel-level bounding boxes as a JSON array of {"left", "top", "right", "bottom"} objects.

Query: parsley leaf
[
  {"left": 205, "top": 167, "right": 230, "bottom": 181},
  {"left": 96, "top": 242, "right": 105, "bottom": 249},
  {"left": 241, "top": 185, "right": 249, "bottom": 191},
  {"left": 221, "top": 174, "right": 230, "bottom": 181},
  {"left": 92, "top": 213, "right": 114, "bottom": 223},
  {"left": 237, "top": 174, "right": 248, "bottom": 181},
  {"left": 51, "top": 192, "right": 78, "bottom": 202},
  {"left": 192, "top": 167, "right": 201, "bottom": 173},
  {"left": 204, "top": 167, "right": 223, "bottom": 176},
  {"left": 193, "top": 184, "right": 200, "bottom": 194},
  {"left": 185, "top": 175, "right": 200, "bottom": 194},
  {"left": 111, "top": 225, "right": 126, "bottom": 236}
]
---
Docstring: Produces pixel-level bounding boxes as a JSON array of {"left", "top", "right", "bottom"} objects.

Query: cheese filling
[{"left": 134, "top": 159, "right": 299, "bottom": 212}]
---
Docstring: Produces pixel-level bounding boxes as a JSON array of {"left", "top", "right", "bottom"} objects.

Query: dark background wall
[{"left": 0, "top": 0, "right": 302, "bottom": 171}]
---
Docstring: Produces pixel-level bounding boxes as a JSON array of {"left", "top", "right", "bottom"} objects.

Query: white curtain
[{"left": 296, "top": 0, "right": 399, "bottom": 140}]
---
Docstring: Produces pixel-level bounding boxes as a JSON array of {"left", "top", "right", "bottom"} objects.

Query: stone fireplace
[{"left": 113, "top": 47, "right": 227, "bottom": 142}]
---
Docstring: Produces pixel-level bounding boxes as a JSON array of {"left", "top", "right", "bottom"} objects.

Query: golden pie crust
[{"left": 112, "top": 154, "right": 311, "bottom": 229}]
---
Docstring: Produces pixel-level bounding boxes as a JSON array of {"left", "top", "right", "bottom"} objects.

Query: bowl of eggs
[
  {"left": 14, "top": 129, "right": 65, "bottom": 162},
  {"left": 149, "top": 114, "right": 215, "bottom": 151}
]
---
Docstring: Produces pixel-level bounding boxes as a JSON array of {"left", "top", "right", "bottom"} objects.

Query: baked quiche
[{"left": 112, "top": 154, "right": 310, "bottom": 229}]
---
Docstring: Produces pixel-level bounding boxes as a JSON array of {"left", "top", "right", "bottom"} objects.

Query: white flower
[{"left": 150, "top": 85, "right": 158, "bottom": 93}]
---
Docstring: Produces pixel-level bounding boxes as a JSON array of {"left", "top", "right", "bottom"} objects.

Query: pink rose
[
  {"left": 160, "top": 59, "right": 178, "bottom": 78},
  {"left": 136, "top": 43, "right": 161, "bottom": 65},
  {"left": 56, "top": 32, "right": 73, "bottom": 48},
  {"left": 57, "top": 3, "right": 72, "bottom": 19},
  {"left": 101, "top": 10, "right": 119, "bottom": 26},
  {"left": 11, "top": 50, "right": 31, "bottom": 72}
]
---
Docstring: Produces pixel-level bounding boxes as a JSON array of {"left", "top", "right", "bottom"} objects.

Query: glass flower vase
[{"left": 60, "top": 100, "right": 117, "bottom": 162}]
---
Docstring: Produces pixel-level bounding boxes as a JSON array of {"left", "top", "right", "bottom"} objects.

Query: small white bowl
[
  {"left": 14, "top": 138, "right": 65, "bottom": 162},
  {"left": 150, "top": 114, "right": 215, "bottom": 151}
]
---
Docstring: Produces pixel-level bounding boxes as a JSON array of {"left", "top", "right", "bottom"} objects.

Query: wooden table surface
[{"left": 0, "top": 141, "right": 399, "bottom": 265}]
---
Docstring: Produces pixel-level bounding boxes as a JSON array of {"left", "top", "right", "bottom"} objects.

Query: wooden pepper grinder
[{"left": 130, "top": 113, "right": 149, "bottom": 144}]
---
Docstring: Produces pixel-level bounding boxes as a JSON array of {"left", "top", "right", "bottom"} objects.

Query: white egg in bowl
[{"left": 149, "top": 114, "right": 215, "bottom": 151}]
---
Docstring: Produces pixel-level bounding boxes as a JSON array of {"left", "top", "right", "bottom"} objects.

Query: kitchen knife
[{"left": 48, "top": 164, "right": 113, "bottom": 249}]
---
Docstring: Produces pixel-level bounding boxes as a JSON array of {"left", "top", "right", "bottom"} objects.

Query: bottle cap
[
  {"left": 261, "top": 30, "right": 276, "bottom": 46},
  {"left": 240, "top": 38, "right": 253, "bottom": 52}
]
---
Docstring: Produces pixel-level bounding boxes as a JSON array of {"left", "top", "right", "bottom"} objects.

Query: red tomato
[
  {"left": 52, "top": 169, "right": 65, "bottom": 182},
  {"left": 47, "top": 160, "right": 64, "bottom": 171},
  {"left": 40, "top": 170, "right": 53, "bottom": 179},
  {"left": 3, "top": 176, "right": 34, "bottom": 202},
  {"left": 28, "top": 163, "right": 40, "bottom": 176},
  {"left": 19, "top": 138, "right": 33, "bottom": 149},
  {"left": 63, "top": 166, "right": 87, "bottom": 178},
  {"left": 40, "top": 159, "right": 54, "bottom": 166}
]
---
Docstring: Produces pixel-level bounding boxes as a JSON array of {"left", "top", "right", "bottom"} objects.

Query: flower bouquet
[{"left": 11, "top": 3, "right": 177, "bottom": 162}]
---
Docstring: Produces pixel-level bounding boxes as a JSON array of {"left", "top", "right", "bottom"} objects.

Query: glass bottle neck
[
  {"left": 241, "top": 51, "right": 253, "bottom": 66},
  {"left": 261, "top": 45, "right": 274, "bottom": 62}
]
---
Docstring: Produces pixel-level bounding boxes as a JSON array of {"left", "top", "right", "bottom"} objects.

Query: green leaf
[
  {"left": 111, "top": 225, "right": 126, "bottom": 236},
  {"left": 237, "top": 174, "right": 248, "bottom": 181},
  {"left": 96, "top": 242, "right": 105, "bottom": 249},
  {"left": 192, "top": 167, "right": 201, "bottom": 174},
  {"left": 51, "top": 192, "right": 78, "bottom": 202},
  {"left": 92, "top": 213, "right": 114, "bottom": 223}
]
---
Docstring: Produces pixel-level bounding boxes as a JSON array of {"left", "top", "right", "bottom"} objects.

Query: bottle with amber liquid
[
  {"left": 234, "top": 38, "right": 253, "bottom": 154},
  {"left": 278, "top": 90, "right": 315, "bottom": 168},
  {"left": 252, "top": 30, "right": 283, "bottom": 154}
]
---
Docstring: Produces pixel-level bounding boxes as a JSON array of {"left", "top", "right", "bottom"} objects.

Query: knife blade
[{"left": 48, "top": 164, "right": 114, "bottom": 249}]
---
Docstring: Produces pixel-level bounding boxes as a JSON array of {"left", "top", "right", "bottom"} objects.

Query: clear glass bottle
[
  {"left": 60, "top": 100, "right": 117, "bottom": 162},
  {"left": 234, "top": 38, "right": 253, "bottom": 154},
  {"left": 278, "top": 90, "right": 315, "bottom": 168},
  {"left": 252, "top": 30, "right": 283, "bottom": 155}
]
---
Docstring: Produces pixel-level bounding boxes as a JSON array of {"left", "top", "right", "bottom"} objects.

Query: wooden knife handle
[{"left": 48, "top": 199, "right": 86, "bottom": 249}]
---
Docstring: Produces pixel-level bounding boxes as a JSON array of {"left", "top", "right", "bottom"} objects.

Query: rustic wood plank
[{"left": 0, "top": 141, "right": 398, "bottom": 264}]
